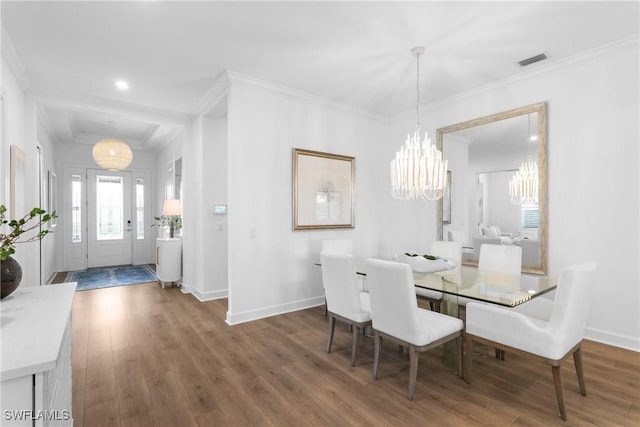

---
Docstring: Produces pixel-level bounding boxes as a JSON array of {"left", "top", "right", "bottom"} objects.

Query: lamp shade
[
  {"left": 163, "top": 199, "right": 182, "bottom": 216},
  {"left": 92, "top": 138, "right": 133, "bottom": 171}
]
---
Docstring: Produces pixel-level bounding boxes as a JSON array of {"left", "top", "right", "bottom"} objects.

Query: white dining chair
[
  {"left": 320, "top": 252, "right": 371, "bottom": 367},
  {"left": 365, "top": 258, "right": 464, "bottom": 400},
  {"left": 458, "top": 244, "right": 522, "bottom": 321},
  {"left": 415, "top": 240, "right": 462, "bottom": 312},
  {"left": 464, "top": 262, "right": 597, "bottom": 420}
]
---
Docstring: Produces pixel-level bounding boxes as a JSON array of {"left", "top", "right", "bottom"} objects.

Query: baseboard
[
  {"left": 46, "top": 271, "right": 58, "bottom": 284},
  {"left": 585, "top": 327, "right": 639, "bottom": 352},
  {"left": 181, "top": 283, "right": 228, "bottom": 302},
  {"left": 225, "top": 296, "right": 325, "bottom": 325}
]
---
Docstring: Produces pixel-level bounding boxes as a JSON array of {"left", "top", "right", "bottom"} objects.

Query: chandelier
[
  {"left": 92, "top": 121, "right": 133, "bottom": 171},
  {"left": 390, "top": 46, "right": 448, "bottom": 201},
  {"left": 509, "top": 159, "right": 538, "bottom": 205}
]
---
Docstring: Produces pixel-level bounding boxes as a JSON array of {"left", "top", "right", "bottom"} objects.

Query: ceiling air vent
[{"left": 518, "top": 53, "right": 548, "bottom": 67}]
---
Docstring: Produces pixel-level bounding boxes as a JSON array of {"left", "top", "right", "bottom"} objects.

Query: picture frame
[
  {"left": 10, "top": 145, "right": 26, "bottom": 219},
  {"left": 443, "top": 170, "right": 452, "bottom": 224},
  {"left": 292, "top": 148, "right": 355, "bottom": 230},
  {"left": 48, "top": 170, "right": 57, "bottom": 227}
]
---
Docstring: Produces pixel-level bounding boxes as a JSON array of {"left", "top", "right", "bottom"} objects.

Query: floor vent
[{"left": 518, "top": 53, "right": 548, "bottom": 67}]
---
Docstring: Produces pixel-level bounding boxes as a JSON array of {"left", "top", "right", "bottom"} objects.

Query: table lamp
[{"left": 162, "top": 199, "right": 182, "bottom": 238}]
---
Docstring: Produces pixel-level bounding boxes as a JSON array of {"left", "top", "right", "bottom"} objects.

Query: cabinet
[
  {"left": 1, "top": 282, "right": 76, "bottom": 426},
  {"left": 156, "top": 238, "right": 182, "bottom": 287}
]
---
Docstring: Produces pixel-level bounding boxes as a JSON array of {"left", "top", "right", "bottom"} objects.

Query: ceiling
[{"left": 2, "top": 1, "right": 638, "bottom": 152}]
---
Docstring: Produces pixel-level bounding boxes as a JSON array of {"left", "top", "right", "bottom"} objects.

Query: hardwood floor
[{"left": 68, "top": 282, "right": 640, "bottom": 426}]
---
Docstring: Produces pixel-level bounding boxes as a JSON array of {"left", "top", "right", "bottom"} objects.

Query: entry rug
[{"left": 67, "top": 264, "right": 157, "bottom": 291}]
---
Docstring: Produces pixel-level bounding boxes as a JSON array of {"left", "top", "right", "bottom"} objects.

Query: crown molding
[
  {"left": 225, "top": 70, "right": 389, "bottom": 123},
  {"left": 152, "top": 127, "right": 184, "bottom": 152},
  {"left": 36, "top": 104, "right": 56, "bottom": 139},
  {"left": 1, "top": 27, "right": 31, "bottom": 90},
  {"left": 191, "top": 70, "right": 231, "bottom": 117},
  {"left": 394, "top": 34, "right": 640, "bottom": 122}
]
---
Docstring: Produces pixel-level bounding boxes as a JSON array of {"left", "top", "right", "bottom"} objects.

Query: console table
[
  {"left": 156, "top": 238, "right": 182, "bottom": 288},
  {"left": 1, "top": 282, "right": 76, "bottom": 426}
]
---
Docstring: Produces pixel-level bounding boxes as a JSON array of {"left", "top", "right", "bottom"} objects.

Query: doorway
[{"left": 87, "top": 169, "right": 133, "bottom": 267}]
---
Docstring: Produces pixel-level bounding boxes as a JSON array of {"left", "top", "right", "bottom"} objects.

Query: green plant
[
  {"left": 153, "top": 215, "right": 182, "bottom": 229},
  {"left": 0, "top": 205, "right": 57, "bottom": 261},
  {"left": 153, "top": 215, "right": 172, "bottom": 227}
]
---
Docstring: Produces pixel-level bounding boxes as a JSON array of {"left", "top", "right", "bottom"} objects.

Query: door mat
[{"left": 67, "top": 264, "right": 157, "bottom": 291}]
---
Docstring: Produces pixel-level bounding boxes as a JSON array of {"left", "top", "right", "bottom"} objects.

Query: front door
[{"left": 87, "top": 169, "right": 132, "bottom": 267}]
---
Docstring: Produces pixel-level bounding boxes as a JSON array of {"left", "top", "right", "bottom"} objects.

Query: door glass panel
[
  {"left": 136, "top": 178, "right": 144, "bottom": 240},
  {"left": 71, "top": 174, "right": 82, "bottom": 242},
  {"left": 96, "top": 175, "right": 123, "bottom": 240}
]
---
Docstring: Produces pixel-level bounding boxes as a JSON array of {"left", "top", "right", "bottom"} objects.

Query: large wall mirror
[{"left": 436, "top": 102, "right": 547, "bottom": 275}]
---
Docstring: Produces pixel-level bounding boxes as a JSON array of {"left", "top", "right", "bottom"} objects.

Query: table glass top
[{"left": 413, "top": 266, "right": 557, "bottom": 307}]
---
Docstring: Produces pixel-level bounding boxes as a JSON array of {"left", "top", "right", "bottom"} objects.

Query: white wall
[
  {"left": 35, "top": 111, "right": 58, "bottom": 283},
  {"left": 387, "top": 37, "right": 639, "bottom": 350},
  {"left": 223, "top": 75, "right": 389, "bottom": 324},
  {"left": 1, "top": 55, "right": 41, "bottom": 287}
]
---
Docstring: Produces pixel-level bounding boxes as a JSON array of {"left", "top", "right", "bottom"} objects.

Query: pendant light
[
  {"left": 92, "top": 121, "right": 133, "bottom": 171},
  {"left": 390, "top": 46, "right": 448, "bottom": 201}
]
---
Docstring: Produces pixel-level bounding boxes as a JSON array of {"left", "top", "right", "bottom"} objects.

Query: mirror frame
[{"left": 436, "top": 102, "right": 548, "bottom": 275}]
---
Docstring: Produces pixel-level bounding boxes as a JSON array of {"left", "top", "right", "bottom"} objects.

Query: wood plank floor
[{"left": 67, "top": 282, "right": 640, "bottom": 426}]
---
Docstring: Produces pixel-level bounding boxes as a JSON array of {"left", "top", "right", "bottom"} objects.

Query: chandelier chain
[{"left": 416, "top": 51, "right": 420, "bottom": 132}]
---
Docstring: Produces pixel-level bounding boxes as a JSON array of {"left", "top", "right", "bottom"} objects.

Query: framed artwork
[
  {"left": 292, "top": 148, "right": 355, "bottom": 230},
  {"left": 48, "top": 170, "right": 57, "bottom": 227},
  {"left": 10, "top": 145, "right": 26, "bottom": 219},
  {"left": 443, "top": 170, "right": 452, "bottom": 224}
]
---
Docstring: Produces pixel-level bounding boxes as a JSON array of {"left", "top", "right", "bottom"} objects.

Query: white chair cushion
[{"left": 413, "top": 308, "right": 464, "bottom": 346}]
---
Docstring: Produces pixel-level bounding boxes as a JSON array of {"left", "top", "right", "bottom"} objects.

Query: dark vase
[{"left": 1, "top": 256, "right": 22, "bottom": 299}]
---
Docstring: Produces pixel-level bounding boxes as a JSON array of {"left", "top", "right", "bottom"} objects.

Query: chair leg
[
  {"left": 429, "top": 299, "right": 442, "bottom": 313},
  {"left": 551, "top": 365, "right": 567, "bottom": 421},
  {"left": 573, "top": 346, "right": 587, "bottom": 396},
  {"left": 326, "top": 314, "right": 336, "bottom": 353},
  {"left": 372, "top": 332, "right": 381, "bottom": 380},
  {"left": 464, "top": 335, "right": 473, "bottom": 383},
  {"left": 408, "top": 345, "right": 419, "bottom": 400},
  {"left": 456, "top": 335, "right": 463, "bottom": 378},
  {"left": 350, "top": 324, "right": 360, "bottom": 367}
]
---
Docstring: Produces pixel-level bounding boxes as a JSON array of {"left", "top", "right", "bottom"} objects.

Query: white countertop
[{"left": 1, "top": 282, "right": 77, "bottom": 381}]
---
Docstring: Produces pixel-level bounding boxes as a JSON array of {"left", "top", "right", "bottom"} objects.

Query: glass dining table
[
  {"left": 338, "top": 261, "right": 558, "bottom": 372},
  {"left": 412, "top": 265, "right": 557, "bottom": 317}
]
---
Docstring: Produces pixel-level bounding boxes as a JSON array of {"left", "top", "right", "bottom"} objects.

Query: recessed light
[{"left": 115, "top": 80, "right": 129, "bottom": 90}]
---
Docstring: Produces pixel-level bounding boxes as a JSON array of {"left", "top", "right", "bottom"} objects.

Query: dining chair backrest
[
  {"left": 476, "top": 244, "right": 522, "bottom": 288},
  {"left": 547, "top": 262, "right": 597, "bottom": 349},
  {"left": 320, "top": 252, "right": 366, "bottom": 320},
  {"left": 477, "top": 244, "right": 522, "bottom": 275},
  {"left": 320, "top": 239, "right": 354, "bottom": 255},
  {"left": 365, "top": 258, "right": 421, "bottom": 343},
  {"left": 430, "top": 240, "right": 462, "bottom": 267}
]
